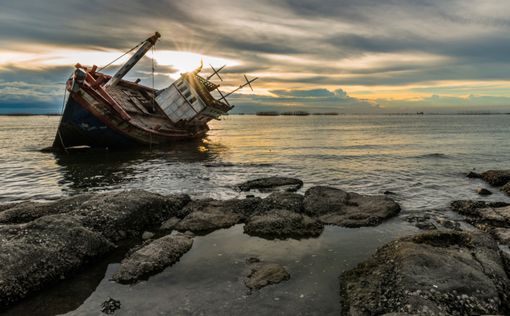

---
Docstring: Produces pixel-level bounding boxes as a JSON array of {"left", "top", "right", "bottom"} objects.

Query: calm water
[
  {"left": 1, "top": 114, "right": 510, "bottom": 315},
  {"left": 0, "top": 114, "right": 509, "bottom": 209}
]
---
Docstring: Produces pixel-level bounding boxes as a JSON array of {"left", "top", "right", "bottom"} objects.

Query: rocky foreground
[
  {"left": 0, "top": 178, "right": 399, "bottom": 309},
  {"left": 2, "top": 171, "right": 510, "bottom": 315}
]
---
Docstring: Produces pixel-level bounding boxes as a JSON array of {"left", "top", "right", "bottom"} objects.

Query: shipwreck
[{"left": 52, "top": 32, "right": 257, "bottom": 149}]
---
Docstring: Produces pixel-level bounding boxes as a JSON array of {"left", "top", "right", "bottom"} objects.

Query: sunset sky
[{"left": 1, "top": 0, "right": 510, "bottom": 113}]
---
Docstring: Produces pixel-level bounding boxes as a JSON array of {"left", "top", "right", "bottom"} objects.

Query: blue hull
[{"left": 53, "top": 96, "right": 138, "bottom": 148}]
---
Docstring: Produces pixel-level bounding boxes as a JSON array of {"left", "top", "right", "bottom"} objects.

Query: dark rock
[
  {"left": 174, "top": 207, "right": 242, "bottom": 234},
  {"left": 340, "top": 230, "right": 510, "bottom": 315},
  {"left": 101, "top": 297, "right": 121, "bottom": 314},
  {"left": 492, "top": 227, "right": 510, "bottom": 244},
  {"left": 160, "top": 217, "right": 180, "bottom": 231},
  {"left": 476, "top": 188, "right": 492, "bottom": 196},
  {"left": 0, "top": 215, "right": 114, "bottom": 308},
  {"left": 141, "top": 231, "right": 155, "bottom": 240},
  {"left": 246, "top": 257, "right": 261, "bottom": 264},
  {"left": 480, "top": 170, "right": 510, "bottom": 186},
  {"left": 466, "top": 171, "right": 481, "bottom": 179},
  {"left": 244, "top": 261, "right": 290, "bottom": 290},
  {"left": 111, "top": 233, "right": 193, "bottom": 284},
  {"left": 451, "top": 200, "right": 510, "bottom": 228},
  {"left": 414, "top": 220, "right": 436, "bottom": 230},
  {"left": 383, "top": 190, "right": 397, "bottom": 195},
  {"left": 176, "top": 197, "right": 261, "bottom": 220},
  {"left": 238, "top": 176, "right": 303, "bottom": 192},
  {"left": 256, "top": 192, "right": 304, "bottom": 214},
  {"left": 502, "top": 182, "right": 510, "bottom": 196},
  {"left": 304, "top": 186, "right": 400, "bottom": 227},
  {"left": 244, "top": 209, "right": 323, "bottom": 239}
]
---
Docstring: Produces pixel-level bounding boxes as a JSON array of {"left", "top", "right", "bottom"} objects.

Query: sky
[{"left": 1, "top": 0, "right": 510, "bottom": 114}]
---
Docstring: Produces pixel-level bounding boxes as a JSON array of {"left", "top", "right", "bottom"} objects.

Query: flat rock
[
  {"left": 340, "top": 230, "right": 510, "bottom": 315},
  {"left": 451, "top": 200, "right": 510, "bottom": 228},
  {"left": 502, "top": 182, "right": 510, "bottom": 196},
  {"left": 0, "top": 215, "right": 114, "bottom": 308},
  {"left": 304, "top": 186, "right": 400, "bottom": 227},
  {"left": 480, "top": 170, "right": 510, "bottom": 186},
  {"left": 176, "top": 197, "right": 261, "bottom": 219},
  {"left": 256, "top": 192, "right": 304, "bottom": 214},
  {"left": 244, "top": 209, "right": 323, "bottom": 239},
  {"left": 160, "top": 217, "right": 181, "bottom": 231},
  {"left": 477, "top": 188, "right": 492, "bottom": 196},
  {"left": 244, "top": 261, "right": 290, "bottom": 290},
  {"left": 238, "top": 177, "right": 303, "bottom": 192},
  {"left": 111, "top": 234, "right": 193, "bottom": 284}
]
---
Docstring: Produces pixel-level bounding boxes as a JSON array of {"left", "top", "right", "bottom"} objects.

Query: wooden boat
[{"left": 53, "top": 32, "right": 256, "bottom": 149}]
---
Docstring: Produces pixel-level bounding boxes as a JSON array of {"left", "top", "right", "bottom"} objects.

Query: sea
[{"left": 1, "top": 114, "right": 509, "bottom": 315}]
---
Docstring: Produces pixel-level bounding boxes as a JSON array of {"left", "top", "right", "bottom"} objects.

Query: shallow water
[{"left": 1, "top": 114, "right": 509, "bottom": 315}]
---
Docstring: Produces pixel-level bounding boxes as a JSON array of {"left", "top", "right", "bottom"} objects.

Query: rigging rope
[
  {"left": 56, "top": 87, "right": 69, "bottom": 153},
  {"left": 97, "top": 40, "right": 145, "bottom": 72}
]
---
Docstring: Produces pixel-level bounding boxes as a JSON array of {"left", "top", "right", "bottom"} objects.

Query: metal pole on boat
[{"left": 105, "top": 32, "right": 161, "bottom": 88}]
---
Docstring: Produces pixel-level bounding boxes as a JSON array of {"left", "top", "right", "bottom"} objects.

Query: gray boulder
[
  {"left": 451, "top": 200, "right": 510, "bottom": 228},
  {"left": 176, "top": 197, "right": 261, "bottom": 219},
  {"left": 256, "top": 191, "right": 304, "bottom": 214},
  {"left": 502, "top": 182, "right": 510, "bottom": 196},
  {"left": 0, "top": 215, "right": 114, "bottom": 308},
  {"left": 174, "top": 207, "right": 242, "bottom": 234},
  {"left": 111, "top": 234, "right": 193, "bottom": 284},
  {"left": 480, "top": 170, "right": 510, "bottom": 186},
  {"left": 304, "top": 186, "right": 400, "bottom": 227},
  {"left": 244, "top": 209, "right": 324, "bottom": 239},
  {"left": 238, "top": 176, "right": 303, "bottom": 192},
  {"left": 340, "top": 230, "right": 510, "bottom": 315},
  {"left": 244, "top": 261, "right": 290, "bottom": 290}
]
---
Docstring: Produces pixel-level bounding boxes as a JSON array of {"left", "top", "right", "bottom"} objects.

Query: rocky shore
[{"left": 1, "top": 171, "right": 510, "bottom": 315}]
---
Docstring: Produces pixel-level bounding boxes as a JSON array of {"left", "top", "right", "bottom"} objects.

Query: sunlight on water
[{"left": 0, "top": 114, "right": 509, "bottom": 210}]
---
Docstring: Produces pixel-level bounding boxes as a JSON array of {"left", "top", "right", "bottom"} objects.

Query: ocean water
[
  {"left": 1, "top": 114, "right": 510, "bottom": 315},
  {"left": 0, "top": 114, "right": 509, "bottom": 209}
]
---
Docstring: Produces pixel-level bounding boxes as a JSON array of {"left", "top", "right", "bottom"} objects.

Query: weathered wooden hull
[{"left": 52, "top": 88, "right": 209, "bottom": 149}]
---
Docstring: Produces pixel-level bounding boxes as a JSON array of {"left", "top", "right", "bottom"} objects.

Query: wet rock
[
  {"left": 176, "top": 197, "right": 261, "bottom": 220},
  {"left": 141, "top": 231, "right": 154, "bottom": 240},
  {"left": 112, "top": 233, "right": 193, "bottom": 284},
  {"left": 256, "top": 192, "right": 304, "bottom": 214},
  {"left": 101, "top": 297, "right": 121, "bottom": 314},
  {"left": 304, "top": 186, "right": 400, "bottom": 227},
  {"left": 0, "top": 215, "right": 114, "bottom": 308},
  {"left": 466, "top": 171, "right": 481, "bottom": 179},
  {"left": 244, "top": 209, "right": 323, "bottom": 239},
  {"left": 493, "top": 227, "right": 510, "bottom": 244},
  {"left": 0, "top": 194, "right": 95, "bottom": 224},
  {"left": 340, "top": 230, "right": 510, "bottom": 315},
  {"left": 160, "top": 217, "right": 180, "bottom": 231},
  {"left": 238, "top": 176, "right": 303, "bottom": 192},
  {"left": 404, "top": 212, "right": 462, "bottom": 231},
  {"left": 451, "top": 200, "right": 510, "bottom": 228},
  {"left": 383, "top": 190, "right": 397, "bottom": 195},
  {"left": 244, "top": 261, "right": 290, "bottom": 290},
  {"left": 72, "top": 190, "right": 191, "bottom": 241},
  {"left": 480, "top": 170, "right": 510, "bottom": 187},
  {"left": 477, "top": 188, "right": 492, "bottom": 196},
  {"left": 175, "top": 203, "right": 243, "bottom": 234},
  {"left": 502, "top": 182, "right": 510, "bottom": 196}
]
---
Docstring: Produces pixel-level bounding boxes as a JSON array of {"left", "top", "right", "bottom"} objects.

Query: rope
[
  {"left": 97, "top": 40, "right": 145, "bottom": 72},
  {"left": 149, "top": 45, "right": 156, "bottom": 151}
]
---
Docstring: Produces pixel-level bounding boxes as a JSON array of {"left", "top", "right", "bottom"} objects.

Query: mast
[{"left": 106, "top": 32, "right": 161, "bottom": 88}]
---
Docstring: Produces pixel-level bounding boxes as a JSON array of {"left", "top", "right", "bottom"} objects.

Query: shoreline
[{"left": 1, "top": 172, "right": 510, "bottom": 315}]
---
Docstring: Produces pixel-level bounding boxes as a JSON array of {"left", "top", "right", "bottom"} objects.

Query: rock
[
  {"left": 404, "top": 212, "right": 462, "bottom": 231},
  {"left": 176, "top": 197, "right": 261, "bottom": 220},
  {"left": 477, "top": 188, "right": 492, "bottom": 196},
  {"left": 340, "top": 230, "right": 510, "bottom": 315},
  {"left": 244, "top": 261, "right": 290, "bottom": 290},
  {"left": 238, "top": 177, "right": 303, "bottom": 192},
  {"left": 480, "top": 170, "right": 510, "bottom": 186},
  {"left": 383, "top": 190, "right": 397, "bottom": 195},
  {"left": 492, "top": 227, "right": 510, "bottom": 244},
  {"left": 101, "top": 297, "right": 121, "bottom": 314},
  {"left": 304, "top": 186, "right": 400, "bottom": 227},
  {"left": 160, "top": 217, "right": 180, "bottom": 230},
  {"left": 466, "top": 171, "right": 481, "bottom": 179},
  {"left": 141, "top": 231, "right": 155, "bottom": 240},
  {"left": 502, "top": 182, "right": 510, "bottom": 196},
  {"left": 244, "top": 209, "right": 324, "bottom": 239},
  {"left": 111, "top": 234, "right": 193, "bottom": 284},
  {"left": 451, "top": 200, "right": 510, "bottom": 228},
  {"left": 0, "top": 215, "right": 114, "bottom": 308},
  {"left": 175, "top": 204, "right": 243, "bottom": 234},
  {"left": 0, "top": 190, "right": 191, "bottom": 241},
  {"left": 256, "top": 192, "right": 304, "bottom": 214}
]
